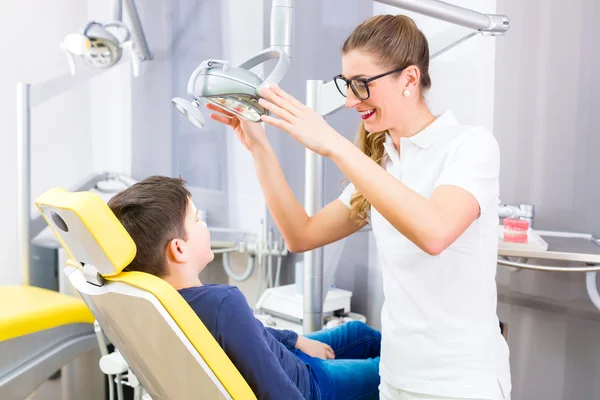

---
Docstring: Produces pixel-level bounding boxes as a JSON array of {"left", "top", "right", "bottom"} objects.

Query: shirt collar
[
  {"left": 385, "top": 110, "right": 458, "bottom": 150},
  {"left": 383, "top": 134, "right": 401, "bottom": 169}
]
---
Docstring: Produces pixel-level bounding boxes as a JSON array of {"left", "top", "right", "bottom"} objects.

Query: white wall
[
  {"left": 0, "top": 0, "right": 139, "bottom": 286},
  {"left": 87, "top": 0, "right": 134, "bottom": 176},
  {"left": 0, "top": 1, "right": 94, "bottom": 285},
  {"left": 90, "top": 66, "right": 133, "bottom": 175},
  {"left": 221, "top": 0, "right": 267, "bottom": 234},
  {"left": 130, "top": 0, "right": 173, "bottom": 180},
  {"left": 373, "top": 0, "right": 497, "bottom": 130}
]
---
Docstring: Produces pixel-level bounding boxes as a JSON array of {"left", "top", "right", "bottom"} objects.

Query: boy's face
[{"left": 184, "top": 198, "right": 214, "bottom": 271}]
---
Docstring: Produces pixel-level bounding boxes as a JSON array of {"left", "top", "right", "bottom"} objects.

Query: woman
[{"left": 208, "top": 14, "right": 511, "bottom": 400}]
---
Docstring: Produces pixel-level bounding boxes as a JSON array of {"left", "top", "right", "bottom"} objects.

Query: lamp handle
[{"left": 237, "top": 48, "right": 290, "bottom": 91}]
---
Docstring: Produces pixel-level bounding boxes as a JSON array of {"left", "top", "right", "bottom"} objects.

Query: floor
[
  {"left": 30, "top": 379, "right": 61, "bottom": 400},
  {"left": 30, "top": 349, "right": 106, "bottom": 400}
]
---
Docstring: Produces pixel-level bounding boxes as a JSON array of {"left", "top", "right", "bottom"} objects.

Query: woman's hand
[
  {"left": 258, "top": 85, "right": 344, "bottom": 157},
  {"left": 206, "top": 103, "right": 269, "bottom": 152},
  {"left": 295, "top": 336, "right": 335, "bottom": 360}
]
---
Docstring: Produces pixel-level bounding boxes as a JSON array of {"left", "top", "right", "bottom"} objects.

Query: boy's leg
[
  {"left": 304, "top": 321, "right": 380, "bottom": 360},
  {"left": 311, "top": 356, "right": 380, "bottom": 400}
]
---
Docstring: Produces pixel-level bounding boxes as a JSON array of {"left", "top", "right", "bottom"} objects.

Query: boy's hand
[{"left": 295, "top": 336, "right": 335, "bottom": 360}]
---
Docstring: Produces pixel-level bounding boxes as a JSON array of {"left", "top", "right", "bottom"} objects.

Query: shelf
[{"left": 498, "top": 230, "right": 600, "bottom": 269}]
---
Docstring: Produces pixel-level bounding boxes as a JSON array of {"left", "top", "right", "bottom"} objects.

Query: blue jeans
[{"left": 296, "top": 321, "right": 381, "bottom": 400}]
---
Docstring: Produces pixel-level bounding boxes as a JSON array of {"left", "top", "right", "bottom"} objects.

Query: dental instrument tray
[
  {"left": 498, "top": 226, "right": 549, "bottom": 252},
  {"left": 496, "top": 230, "right": 600, "bottom": 313}
]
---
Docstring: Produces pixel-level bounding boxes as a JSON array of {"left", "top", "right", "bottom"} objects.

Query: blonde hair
[{"left": 342, "top": 14, "right": 431, "bottom": 222}]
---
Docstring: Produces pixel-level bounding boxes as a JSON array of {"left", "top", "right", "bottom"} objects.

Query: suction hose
[
  {"left": 222, "top": 252, "right": 256, "bottom": 282},
  {"left": 586, "top": 272, "right": 600, "bottom": 312}
]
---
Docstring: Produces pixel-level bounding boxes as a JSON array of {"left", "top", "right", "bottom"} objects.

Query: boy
[{"left": 108, "top": 176, "right": 381, "bottom": 399}]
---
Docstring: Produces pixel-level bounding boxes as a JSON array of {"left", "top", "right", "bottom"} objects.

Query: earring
[{"left": 403, "top": 89, "right": 410, "bottom": 97}]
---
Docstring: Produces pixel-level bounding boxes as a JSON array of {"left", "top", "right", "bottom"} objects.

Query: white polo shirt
[{"left": 339, "top": 111, "right": 511, "bottom": 399}]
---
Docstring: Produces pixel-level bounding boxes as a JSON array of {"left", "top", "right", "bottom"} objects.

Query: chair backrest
[{"left": 36, "top": 188, "right": 256, "bottom": 400}]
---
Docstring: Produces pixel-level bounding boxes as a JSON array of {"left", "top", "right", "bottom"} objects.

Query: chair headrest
[{"left": 35, "top": 188, "right": 136, "bottom": 276}]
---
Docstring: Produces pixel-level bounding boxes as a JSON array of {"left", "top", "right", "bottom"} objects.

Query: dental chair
[
  {"left": 0, "top": 284, "right": 97, "bottom": 400},
  {"left": 34, "top": 187, "right": 257, "bottom": 400}
]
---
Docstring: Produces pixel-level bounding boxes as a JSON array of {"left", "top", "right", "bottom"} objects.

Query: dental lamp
[
  {"left": 172, "top": 0, "right": 294, "bottom": 128},
  {"left": 302, "top": 0, "right": 511, "bottom": 333},
  {"left": 60, "top": 0, "right": 153, "bottom": 77}
]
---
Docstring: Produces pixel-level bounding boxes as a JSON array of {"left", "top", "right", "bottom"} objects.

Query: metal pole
[
  {"left": 375, "top": 0, "right": 510, "bottom": 33},
  {"left": 303, "top": 80, "right": 325, "bottom": 333},
  {"left": 123, "top": 0, "right": 153, "bottom": 61},
  {"left": 16, "top": 82, "right": 31, "bottom": 285},
  {"left": 111, "top": 0, "right": 123, "bottom": 22},
  {"left": 270, "top": 0, "right": 294, "bottom": 59}
]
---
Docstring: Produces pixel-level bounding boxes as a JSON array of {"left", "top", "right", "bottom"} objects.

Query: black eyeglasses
[{"left": 333, "top": 66, "right": 405, "bottom": 100}]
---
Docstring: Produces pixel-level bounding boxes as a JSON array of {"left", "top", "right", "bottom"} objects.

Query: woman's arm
[
  {"left": 330, "top": 137, "right": 481, "bottom": 255},
  {"left": 258, "top": 85, "right": 497, "bottom": 255},
  {"left": 207, "top": 103, "right": 365, "bottom": 254},
  {"left": 252, "top": 143, "right": 365, "bottom": 252}
]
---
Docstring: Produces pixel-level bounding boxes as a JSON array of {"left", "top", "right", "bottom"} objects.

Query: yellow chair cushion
[
  {"left": 0, "top": 285, "right": 94, "bottom": 342},
  {"left": 106, "top": 271, "right": 257, "bottom": 400},
  {"left": 35, "top": 188, "right": 136, "bottom": 276}
]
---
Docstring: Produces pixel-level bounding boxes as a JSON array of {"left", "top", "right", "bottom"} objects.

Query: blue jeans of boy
[{"left": 295, "top": 320, "right": 381, "bottom": 400}]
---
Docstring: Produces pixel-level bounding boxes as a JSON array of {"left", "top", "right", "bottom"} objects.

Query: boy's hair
[{"left": 108, "top": 176, "right": 191, "bottom": 277}]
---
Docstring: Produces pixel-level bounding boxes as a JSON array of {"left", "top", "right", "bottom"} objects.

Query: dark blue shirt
[{"left": 178, "top": 284, "right": 310, "bottom": 399}]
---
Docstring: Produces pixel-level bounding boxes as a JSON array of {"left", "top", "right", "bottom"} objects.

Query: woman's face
[{"left": 341, "top": 50, "right": 410, "bottom": 133}]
